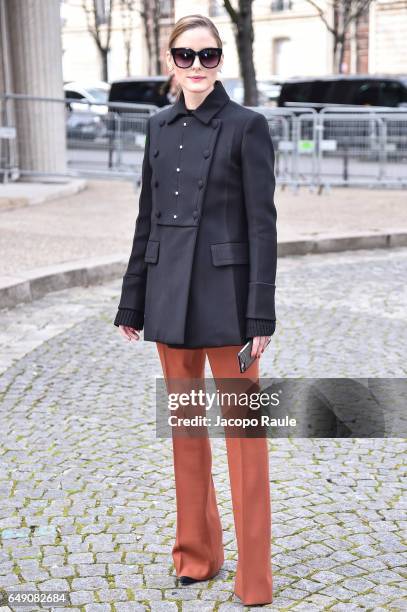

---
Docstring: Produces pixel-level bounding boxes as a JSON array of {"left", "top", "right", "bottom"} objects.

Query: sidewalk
[{"left": 0, "top": 179, "right": 406, "bottom": 308}]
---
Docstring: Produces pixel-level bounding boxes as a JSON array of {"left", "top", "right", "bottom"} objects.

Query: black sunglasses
[{"left": 170, "top": 47, "right": 222, "bottom": 69}]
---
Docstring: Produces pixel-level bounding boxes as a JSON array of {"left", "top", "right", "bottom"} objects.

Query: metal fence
[
  {"left": 1, "top": 92, "right": 407, "bottom": 188},
  {"left": 0, "top": 93, "right": 156, "bottom": 184}
]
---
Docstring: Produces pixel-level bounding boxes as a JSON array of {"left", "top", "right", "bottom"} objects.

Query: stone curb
[
  {"left": 0, "top": 255, "right": 126, "bottom": 310},
  {"left": 0, "top": 179, "right": 87, "bottom": 210},
  {"left": 1, "top": 231, "right": 407, "bottom": 310}
]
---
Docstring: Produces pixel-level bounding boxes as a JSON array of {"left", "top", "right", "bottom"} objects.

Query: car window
[
  {"left": 323, "top": 80, "right": 361, "bottom": 105},
  {"left": 86, "top": 88, "right": 108, "bottom": 104},
  {"left": 110, "top": 82, "right": 166, "bottom": 104},
  {"left": 65, "top": 90, "right": 84, "bottom": 100},
  {"left": 379, "top": 81, "right": 404, "bottom": 106},
  {"left": 280, "top": 81, "right": 313, "bottom": 104},
  {"left": 354, "top": 82, "right": 381, "bottom": 105}
]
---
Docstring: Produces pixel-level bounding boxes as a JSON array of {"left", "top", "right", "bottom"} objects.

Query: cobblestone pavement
[{"left": 0, "top": 248, "right": 406, "bottom": 611}]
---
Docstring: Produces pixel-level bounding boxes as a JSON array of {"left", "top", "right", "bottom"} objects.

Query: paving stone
[
  {"left": 1, "top": 249, "right": 406, "bottom": 610},
  {"left": 84, "top": 605, "right": 111, "bottom": 612},
  {"left": 67, "top": 553, "right": 94, "bottom": 564},
  {"left": 114, "top": 575, "right": 144, "bottom": 589},
  {"left": 96, "top": 588, "right": 128, "bottom": 602},
  {"left": 114, "top": 604, "right": 146, "bottom": 612},
  {"left": 70, "top": 590, "right": 95, "bottom": 605},
  {"left": 128, "top": 588, "right": 163, "bottom": 601},
  {"left": 71, "top": 577, "right": 109, "bottom": 590}
]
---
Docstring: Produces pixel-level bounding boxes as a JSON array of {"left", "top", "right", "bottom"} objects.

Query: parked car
[
  {"left": 221, "top": 77, "right": 271, "bottom": 105},
  {"left": 278, "top": 75, "right": 407, "bottom": 108},
  {"left": 108, "top": 75, "right": 275, "bottom": 110},
  {"left": 257, "top": 79, "right": 283, "bottom": 104},
  {"left": 278, "top": 75, "right": 407, "bottom": 156},
  {"left": 108, "top": 76, "right": 170, "bottom": 108},
  {"left": 64, "top": 81, "right": 110, "bottom": 140}
]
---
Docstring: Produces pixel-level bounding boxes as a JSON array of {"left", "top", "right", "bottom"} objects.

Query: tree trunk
[
  {"left": 100, "top": 48, "right": 108, "bottom": 82},
  {"left": 234, "top": 0, "right": 257, "bottom": 106},
  {"left": 125, "top": 41, "right": 131, "bottom": 76}
]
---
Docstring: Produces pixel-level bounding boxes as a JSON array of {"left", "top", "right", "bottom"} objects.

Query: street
[{"left": 0, "top": 247, "right": 405, "bottom": 610}]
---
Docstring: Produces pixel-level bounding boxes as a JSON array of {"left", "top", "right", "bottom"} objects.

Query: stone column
[{"left": 6, "top": 0, "right": 67, "bottom": 177}]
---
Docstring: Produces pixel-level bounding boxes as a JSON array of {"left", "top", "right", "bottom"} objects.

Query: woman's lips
[{"left": 189, "top": 76, "right": 205, "bottom": 81}]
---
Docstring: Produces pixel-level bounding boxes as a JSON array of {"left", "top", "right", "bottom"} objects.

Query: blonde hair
[{"left": 167, "top": 14, "right": 223, "bottom": 102}]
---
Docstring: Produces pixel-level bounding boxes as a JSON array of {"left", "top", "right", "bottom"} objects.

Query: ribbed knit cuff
[
  {"left": 246, "top": 318, "right": 276, "bottom": 338},
  {"left": 114, "top": 308, "right": 144, "bottom": 330}
]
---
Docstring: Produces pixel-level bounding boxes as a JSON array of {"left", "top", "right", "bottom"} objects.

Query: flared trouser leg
[
  {"left": 155, "top": 342, "right": 273, "bottom": 606},
  {"left": 156, "top": 342, "right": 224, "bottom": 580},
  {"left": 206, "top": 346, "right": 273, "bottom": 606}
]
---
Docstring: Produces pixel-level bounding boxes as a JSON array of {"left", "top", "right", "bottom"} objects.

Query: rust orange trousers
[{"left": 156, "top": 341, "right": 273, "bottom": 606}]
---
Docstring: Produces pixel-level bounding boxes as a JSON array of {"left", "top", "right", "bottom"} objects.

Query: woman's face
[{"left": 166, "top": 27, "right": 224, "bottom": 96}]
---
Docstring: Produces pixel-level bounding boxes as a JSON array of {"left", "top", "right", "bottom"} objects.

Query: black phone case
[{"left": 237, "top": 340, "right": 256, "bottom": 373}]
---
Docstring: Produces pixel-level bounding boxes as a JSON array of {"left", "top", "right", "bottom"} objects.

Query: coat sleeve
[
  {"left": 241, "top": 112, "right": 277, "bottom": 335},
  {"left": 113, "top": 117, "right": 153, "bottom": 329}
]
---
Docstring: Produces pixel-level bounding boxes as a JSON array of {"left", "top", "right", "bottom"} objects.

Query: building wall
[
  {"left": 61, "top": 0, "right": 146, "bottom": 83},
  {"left": 61, "top": 0, "right": 407, "bottom": 85},
  {"left": 175, "top": 0, "right": 334, "bottom": 78},
  {"left": 61, "top": 0, "right": 335, "bottom": 82},
  {"left": 369, "top": 0, "right": 407, "bottom": 74}
]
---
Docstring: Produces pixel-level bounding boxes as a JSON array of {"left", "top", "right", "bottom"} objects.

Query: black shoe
[
  {"left": 179, "top": 575, "right": 199, "bottom": 585},
  {"left": 179, "top": 571, "right": 219, "bottom": 586}
]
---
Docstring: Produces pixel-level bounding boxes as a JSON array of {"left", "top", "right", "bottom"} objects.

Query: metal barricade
[
  {"left": 317, "top": 107, "right": 407, "bottom": 187},
  {"left": 0, "top": 93, "right": 159, "bottom": 182},
  {"left": 1, "top": 93, "right": 407, "bottom": 188}
]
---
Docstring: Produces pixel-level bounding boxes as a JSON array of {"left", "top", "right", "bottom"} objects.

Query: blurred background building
[
  {"left": 59, "top": 0, "right": 407, "bottom": 83},
  {"left": 1, "top": 0, "right": 406, "bottom": 182}
]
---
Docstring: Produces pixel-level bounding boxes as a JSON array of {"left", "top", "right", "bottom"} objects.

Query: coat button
[
  {"left": 203, "top": 149, "right": 210, "bottom": 158},
  {"left": 173, "top": 214, "right": 177, "bottom": 219},
  {"left": 153, "top": 149, "right": 159, "bottom": 157},
  {"left": 176, "top": 167, "right": 180, "bottom": 172},
  {"left": 192, "top": 211, "right": 199, "bottom": 219},
  {"left": 179, "top": 144, "right": 183, "bottom": 149},
  {"left": 211, "top": 119, "right": 219, "bottom": 128},
  {"left": 159, "top": 118, "right": 165, "bottom": 126},
  {"left": 198, "top": 179, "right": 204, "bottom": 188},
  {"left": 155, "top": 210, "right": 161, "bottom": 217}
]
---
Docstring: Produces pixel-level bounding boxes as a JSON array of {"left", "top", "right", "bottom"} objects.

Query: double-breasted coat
[{"left": 114, "top": 79, "right": 278, "bottom": 348}]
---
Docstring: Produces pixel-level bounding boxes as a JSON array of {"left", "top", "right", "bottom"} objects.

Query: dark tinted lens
[
  {"left": 199, "top": 49, "right": 221, "bottom": 68},
  {"left": 173, "top": 49, "right": 194, "bottom": 68}
]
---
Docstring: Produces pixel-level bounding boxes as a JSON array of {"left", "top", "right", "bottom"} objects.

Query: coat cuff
[
  {"left": 246, "top": 282, "right": 276, "bottom": 319},
  {"left": 246, "top": 318, "right": 276, "bottom": 338},
  {"left": 114, "top": 308, "right": 144, "bottom": 330}
]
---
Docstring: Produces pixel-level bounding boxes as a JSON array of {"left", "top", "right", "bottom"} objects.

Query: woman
[{"left": 114, "top": 14, "right": 277, "bottom": 606}]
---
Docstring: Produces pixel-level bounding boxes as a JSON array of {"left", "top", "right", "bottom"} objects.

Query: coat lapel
[{"left": 166, "top": 79, "right": 230, "bottom": 126}]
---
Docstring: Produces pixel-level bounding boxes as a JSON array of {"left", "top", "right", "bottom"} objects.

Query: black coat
[{"left": 114, "top": 80, "right": 277, "bottom": 348}]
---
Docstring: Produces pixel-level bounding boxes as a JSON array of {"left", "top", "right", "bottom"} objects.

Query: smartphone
[
  {"left": 237, "top": 338, "right": 272, "bottom": 373},
  {"left": 237, "top": 339, "right": 256, "bottom": 373}
]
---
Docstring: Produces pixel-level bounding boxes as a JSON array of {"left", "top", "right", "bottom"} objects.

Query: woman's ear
[{"left": 165, "top": 51, "right": 173, "bottom": 73}]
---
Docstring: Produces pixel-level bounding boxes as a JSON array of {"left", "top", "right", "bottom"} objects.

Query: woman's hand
[
  {"left": 118, "top": 325, "right": 141, "bottom": 342},
  {"left": 251, "top": 336, "right": 271, "bottom": 358}
]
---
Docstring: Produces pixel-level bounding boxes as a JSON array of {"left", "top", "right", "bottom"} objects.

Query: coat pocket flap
[
  {"left": 210, "top": 242, "right": 249, "bottom": 266},
  {"left": 144, "top": 240, "right": 160, "bottom": 263}
]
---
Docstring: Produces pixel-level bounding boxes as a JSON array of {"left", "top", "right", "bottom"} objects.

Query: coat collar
[{"left": 166, "top": 79, "right": 230, "bottom": 125}]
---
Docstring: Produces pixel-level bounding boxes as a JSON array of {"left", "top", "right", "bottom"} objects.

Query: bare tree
[
  {"left": 139, "top": 0, "right": 166, "bottom": 75},
  {"left": 305, "top": 0, "right": 373, "bottom": 73},
  {"left": 223, "top": 0, "right": 258, "bottom": 105},
  {"left": 119, "top": 0, "right": 137, "bottom": 75},
  {"left": 81, "top": 0, "right": 115, "bottom": 81},
  {"left": 120, "top": 0, "right": 163, "bottom": 76},
  {"left": 139, "top": 1, "right": 153, "bottom": 75}
]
